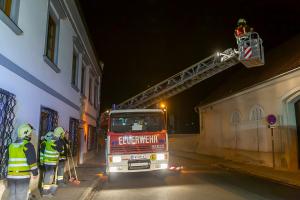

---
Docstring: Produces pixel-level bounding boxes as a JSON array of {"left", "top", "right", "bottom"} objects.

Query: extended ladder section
[{"left": 118, "top": 48, "right": 240, "bottom": 109}]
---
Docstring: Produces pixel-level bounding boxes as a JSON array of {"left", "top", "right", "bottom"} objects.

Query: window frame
[
  {"left": 88, "top": 76, "right": 93, "bottom": 105},
  {"left": 94, "top": 82, "right": 98, "bottom": 109},
  {"left": 71, "top": 47, "right": 80, "bottom": 90},
  {"left": 0, "top": 0, "right": 22, "bottom": 35},
  {"left": 43, "top": 2, "right": 60, "bottom": 73},
  {"left": 80, "top": 64, "right": 86, "bottom": 96}
]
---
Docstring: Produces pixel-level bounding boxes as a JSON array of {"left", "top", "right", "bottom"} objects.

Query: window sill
[
  {"left": 71, "top": 84, "right": 80, "bottom": 92},
  {"left": 0, "top": 10, "right": 23, "bottom": 35},
  {"left": 43, "top": 55, "right": 60, "bottom": 73}
]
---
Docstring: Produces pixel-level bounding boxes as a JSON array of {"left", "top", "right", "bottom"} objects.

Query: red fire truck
[{"left": 105, "top": 109, "right": 168, "bottom": 174}]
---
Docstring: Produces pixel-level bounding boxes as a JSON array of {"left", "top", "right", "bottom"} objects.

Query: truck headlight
[
  {"left": 160, "top": 164, "right": 168, "bottom": 169},
  {"left": 112, "top": 156, "right": 122, "bottom": 163},
  {"left": 156, "top": 153, "right": 165, "bottom": 161}
]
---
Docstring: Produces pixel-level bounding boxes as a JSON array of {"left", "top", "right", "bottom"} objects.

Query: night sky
[{"left": 78, "top": 0, "right": 300, "bottom": 132}]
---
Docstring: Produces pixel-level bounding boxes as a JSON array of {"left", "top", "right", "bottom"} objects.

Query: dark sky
[{"left": 78, "top": 0, "right": 300, "bottom": 132}]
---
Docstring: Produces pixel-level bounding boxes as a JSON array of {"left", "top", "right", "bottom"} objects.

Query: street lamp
[{"left": 160, "top": 103, "right": 168, "bottom": 130}]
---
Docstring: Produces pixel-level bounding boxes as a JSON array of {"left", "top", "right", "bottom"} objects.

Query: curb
[
  {"left": 78, "top": 177, "right": 101, "bottom": 200},
  {"left": 217, "top": 163, "right": 300, "bottom": 189}
]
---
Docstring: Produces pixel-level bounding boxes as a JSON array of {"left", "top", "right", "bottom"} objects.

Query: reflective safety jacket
[
  {"left": 44, "top": 140, "right": 59, "bottom": 165},
  {"left": 7, "top": 140, "right": 38, "bottom": 179},
  {"left": 39, "top": 140, "right": 46, "bottom": 165},
  {"left": 59, "top": 138, "right": 69, "bottom": 161}
]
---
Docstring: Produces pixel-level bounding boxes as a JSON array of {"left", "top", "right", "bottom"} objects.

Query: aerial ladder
[{"left": 116, "top": 31, "right": 264, "bottom": 109}]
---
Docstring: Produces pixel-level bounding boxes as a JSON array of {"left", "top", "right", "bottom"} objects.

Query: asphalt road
[{"left": 91, "top": 154, "right": 300, "bottom": 200}]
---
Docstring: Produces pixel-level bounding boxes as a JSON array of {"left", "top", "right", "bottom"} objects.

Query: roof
[
  {"left": 197, "top": 34, "right": 300, "bottom": 107},
  {"left": 110, "top": 109, "right": 163, "bottom": 114}
]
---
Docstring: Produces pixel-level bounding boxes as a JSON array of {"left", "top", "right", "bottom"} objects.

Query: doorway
[
  {"left": 294, "top": 100, "right": 300, "bottom": 168},
  {"left": 38, "top": 106, "right": 58, "bottom": 189},
  {"left": 69, "top": 118, "right": 79, "bottom": 158}
]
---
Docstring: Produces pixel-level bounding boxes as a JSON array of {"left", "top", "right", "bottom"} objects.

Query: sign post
[{"left": 267, "top": 114, "right": 277, "bottom": 168}]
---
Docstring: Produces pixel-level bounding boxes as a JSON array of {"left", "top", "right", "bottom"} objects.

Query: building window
[
  {"left": 0, "top": 88, "right": 16, "bottom": 180},
  {"left": 250, "top": 105, "right": 264, "bottom": 121},
  {"left": 80, "top": 66, "right": 85, "bottom": 95},
  {"left": 71, "top": 49, "right": 79, "bottom": 87},
  {"left": 0, "top": 0, "right": 19, "bottom": 22},
  {"left": 94, "top": 83, "right": 98, "bottom": 108},
  {"left": 0, "top": 0, "right": 21, "bottom": 34},
  {"left": 0, "top": 0, "right": 12, "bottom": 17},
  {"left": 89, "top": 77, "right": 93, "bottom": 104},
  {"left": 46, "top": 14, "right": 57, "bottom": 63},
  {"left": 230, "top": 111, "right": 241, "bottom": 125}
]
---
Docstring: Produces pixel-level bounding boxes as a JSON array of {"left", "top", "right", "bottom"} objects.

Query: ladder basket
[{"left": 238, "top": 32, "right": 265, "bottom": 68}]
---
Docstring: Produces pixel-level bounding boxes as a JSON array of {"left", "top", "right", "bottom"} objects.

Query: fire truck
[
  {"left": 105, "top": 109, "right": 168, "bottom": 174},
  {"left": 102, "top": 20, "right": 265, "bottom": 175}
]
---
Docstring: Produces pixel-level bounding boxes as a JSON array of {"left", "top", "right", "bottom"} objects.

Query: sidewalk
[
  {"left": 171, "top": 150, "right": 300, "bottom": 188},
  {"left": 30, "top": 151, "right": 105, "bottom": 200}
]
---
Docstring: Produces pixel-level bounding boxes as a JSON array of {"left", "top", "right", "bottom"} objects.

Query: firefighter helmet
[
  {"left": 54, "top": 127, "right": 65, "bottom": 138},
  {"left": 44, "top": 131, "right": 53, "bottom": 141},
  {"left": 17, "top": 123, "right": 33, "bottom": 139},
  {"left": 237, "top": 18, "right": 246, "bottom": 25}
]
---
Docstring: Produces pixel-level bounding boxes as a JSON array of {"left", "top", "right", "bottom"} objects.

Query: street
[{"left": 91, "top": 153, "right": 300, "bottom": 200}]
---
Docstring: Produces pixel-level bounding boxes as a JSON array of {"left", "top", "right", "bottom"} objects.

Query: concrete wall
[{"left": 197, "top": 68, "right": 300, "bottom": 171}]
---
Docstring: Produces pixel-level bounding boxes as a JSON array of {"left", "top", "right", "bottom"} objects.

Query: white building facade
[
  {"left": 0, "top": 0, "right": 103, "bottom": 195},
  {"left": 196, "top": 36, "right": 300, "bottom": 172}
]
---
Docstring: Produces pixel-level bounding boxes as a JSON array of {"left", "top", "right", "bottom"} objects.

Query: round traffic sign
[{"left": 267, "top": 114, "right": 277, "bottom": 125}]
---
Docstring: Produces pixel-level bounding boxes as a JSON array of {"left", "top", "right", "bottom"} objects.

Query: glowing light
[
  {"left": 156, "top": 153, "right": 165, "bottom": 161},
  {"left": 160, "top": 164, "right": 168, "bottom": 169}
]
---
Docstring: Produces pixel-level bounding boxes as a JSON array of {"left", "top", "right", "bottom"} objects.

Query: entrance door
[
  {"left": 38, "top": 107, "right": 58, "bottom": 189},
  {"left": 69, "top": 118, "right": 79, "bottom": 157},
  {"left": 294, "top": 100, "right": 300, "bottom": 168}
]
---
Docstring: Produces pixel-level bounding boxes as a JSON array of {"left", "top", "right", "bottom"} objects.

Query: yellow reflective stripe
[
  {"left": 44, "top": 154, "right": 59, "bottom": 158},
  {"left": 9, "top": 158, "right": 27, "bottom": 161},
  {"left": 44, "top": 162, "right": 57, "bottom": 165},
  {"left": 45, "top": 150, "right": 58, "bottom": 154},
  {"left": 43, "top": 185, "right": 51, "bottom": 189},
  {"left": 7, "top": 175, "right": 30, "bottom": 179},
  {"left": 8, "top": 164, "right": 29, "bottom": 167}
]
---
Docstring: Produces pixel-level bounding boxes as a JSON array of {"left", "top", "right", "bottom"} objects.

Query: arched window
[
  {"left": 249, "top": 105, "right": 265, "bottom": 121},
  {"left": 230, "top": 111, "right": 241, "bottom": 125}
]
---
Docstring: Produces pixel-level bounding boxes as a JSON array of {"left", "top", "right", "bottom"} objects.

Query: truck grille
[{"left": 111, "top": 145, "right": 154, "bottom": 154}]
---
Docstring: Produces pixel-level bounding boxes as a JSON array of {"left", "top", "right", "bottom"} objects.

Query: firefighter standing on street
[
  {"left": 42, "top": 130, "right": 63, "bottom": 195},
  {"left": 7, "top": 123, "right": 38, "bottom": 200},
  {"left": 55, "top": 127, "right": 68, "bottom": 186}
]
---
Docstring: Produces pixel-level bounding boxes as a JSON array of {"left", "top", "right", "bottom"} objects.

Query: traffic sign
[{"left": 267, "top": 114, "right": 277, "bottom": 125}]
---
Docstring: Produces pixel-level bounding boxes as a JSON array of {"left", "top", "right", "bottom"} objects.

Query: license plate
[
  {"left": 128, "top": 159, "right": 150, "bottom": 170},
  {"left": 130, "top": 162, "right": 149, "bottom": 167},
  {"left": 130, "top": 154, "right": 146, "bottom": 160}
]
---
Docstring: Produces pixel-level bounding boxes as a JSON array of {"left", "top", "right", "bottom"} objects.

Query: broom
[{"left": 69, "top": 148, "right": 80, "bottom": 184}]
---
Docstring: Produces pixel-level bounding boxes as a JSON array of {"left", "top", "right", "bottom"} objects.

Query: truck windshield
[{"left": 110, "top": 112, "right": 164, "bottom": 133}]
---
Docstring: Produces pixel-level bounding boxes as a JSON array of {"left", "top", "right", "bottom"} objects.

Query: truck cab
[{"left": 106, "top": 109, "right": 168, "bottom": 174}]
